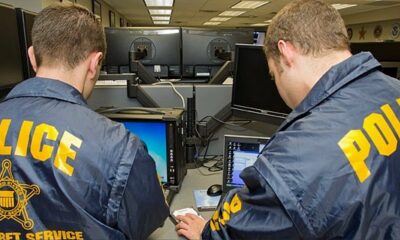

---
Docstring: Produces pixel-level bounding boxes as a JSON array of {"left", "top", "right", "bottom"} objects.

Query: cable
[
  {"left": 196, "top": 159, "right": 223, "bottom": 176},
  {"left": 97, "top": 107, "right": 165, "bottom": 115},
  {"left": 197, "top": 115, "right": 252, "bottom": 126},
  {"left": 152, "top": 81, "right": 186, "bottom": 109}
]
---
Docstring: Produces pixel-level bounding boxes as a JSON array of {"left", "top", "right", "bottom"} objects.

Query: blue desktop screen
[
  {"left": 226, "top": 141, "right": 265, "bottom": 188},
  {"left": 121, "top": 121, "right": 168, "bottom": 183}
]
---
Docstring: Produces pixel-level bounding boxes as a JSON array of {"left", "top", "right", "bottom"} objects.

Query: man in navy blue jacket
[
  {"left": 176, "top": 0, "right": 400, "bottom": 239},
  {"left": 0, "top": 3, "right": 168, "bottom": 239}
]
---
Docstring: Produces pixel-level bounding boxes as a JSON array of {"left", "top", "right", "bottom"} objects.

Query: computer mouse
[{"left": 207, "top": 184, "right": 223, "bottom": 196}]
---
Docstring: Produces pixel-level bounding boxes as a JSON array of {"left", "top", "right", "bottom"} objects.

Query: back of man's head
[
  {"left": 32, "top": 3, "right": 106, "bottom": 70},
  {"left": 265, "top": 0, "right": 349, "bottom": 61}
]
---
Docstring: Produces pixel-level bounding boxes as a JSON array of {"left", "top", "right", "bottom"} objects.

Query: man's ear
[
  {"left": 27, "top": 46, "right": 38, "bottom": 72},
  {"left": 88, "top": 52, "right": 103, "bottom": 80},
  {"left": 277, "top": 40, "right": 296, "bottom": 67}
]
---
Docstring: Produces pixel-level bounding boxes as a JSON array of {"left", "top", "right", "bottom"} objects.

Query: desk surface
[{"left": 149, "top": 168, "right": 222, "bottom": 239}]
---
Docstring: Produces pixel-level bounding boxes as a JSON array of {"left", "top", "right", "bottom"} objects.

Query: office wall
[
  {"left": 41, "top": 0, "right": 127, "bottom": 27},
  {"left": 0, "top": 0, "right": 128, "bottom": 27},
  {"left": 347, "top": 19, "right": 400, "bottom": 43},
  {"left": 343, "top": 5, "right": 400, "bottom": 43},
  {"left": 0, "top": 0, "right": 42, "bottom": 12}
]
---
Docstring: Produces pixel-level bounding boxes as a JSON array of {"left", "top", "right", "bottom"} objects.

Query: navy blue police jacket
[
  {"left": 203, "top": 52, "right": 400, "bottom": 239},
  {"left": 0, "top": 77, "right": 169, "bottom": 239}
]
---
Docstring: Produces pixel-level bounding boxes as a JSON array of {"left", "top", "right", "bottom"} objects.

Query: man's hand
[{"left": 175, "top": 213, "right": 207, "bottom": 240}]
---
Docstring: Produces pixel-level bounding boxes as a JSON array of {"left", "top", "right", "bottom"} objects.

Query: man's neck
[
  {"left": 35, "top": 66, "right": 84, "bottom": 95},
  {"left": 302, "top": 50, "right": 352, "bottom": 91}
]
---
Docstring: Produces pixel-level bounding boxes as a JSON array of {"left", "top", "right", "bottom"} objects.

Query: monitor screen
[
  {"left": 121, "top": 121, "right": 168, "bottom": 184},
  {"left": 16, "top": 8, "right": 36, "bottom": 79},
  {"left": 351, "top": 42, "right": 400, "bottom": 62},
  {"left": 0, "top": 4, "right": 24, "bottom": 89},
  {"left": 105, "top": 27, "right": 181, "bottom": 75},
  {"left": 181, "top": 27, "right": 253, "bottom": 79},
  {"left": 231, "top": 44, "right": 291, "bottom": 123},
  {"left": 351, "top": 42, "right": 400, "bottom": 80},
  {"left": 224, "top": 135, "right": 268, "bottom": 189}
]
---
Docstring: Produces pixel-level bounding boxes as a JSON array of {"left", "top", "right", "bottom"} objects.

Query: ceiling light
[
  {"left": 264, "top": 19, "right": 272, "bottom": 23},
  {"left": 153, "top": 20, "right": 170, "bottom": 24},
  {"left": 219, "top": 11, "right": 246, "bottom": 17},
  {"left": 210, "top": 17, "right": 231, "bottom": 22},
  {"left": 231, "top": 1, "right": 270, "bottom": 9},
  {"left": 251, "top": 23, "right": 269, "bottom": 26},
  {"left": 155, "top": 29, "right": 180, "bottom": 34},
  {"left": 145, "top": 0, "right": 174, "bottom": 7},
  {"left": 152, "top": 16, "right": 171, "bottom": 21},
  {"left": 149, "top": 9, "right": 172, "bottom": 15},
  {"left": 204, "top": 22, "right": 221, "bottom": 25},
  {"left": 331, "top": 4, "right": 357, "bottom": 10}
]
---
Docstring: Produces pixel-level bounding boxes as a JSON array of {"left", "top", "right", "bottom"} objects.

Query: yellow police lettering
[
  {"left": 363, "top": 113, "right": 397, "bottom": 156},
  {"left": 230, "top": 194, "right": 242, "bottom": 214},
  {"left": 0, "top": 119, "right": 83, "bottom": 176},
  {"left": 338, "top": 130, "right": 371, "bottom": 183},
  {"left": 54, "top": 131, "right": 82, "bottom": 176},
  {"left": 338, "top": 98, "right": 400, "bottom": 183},
  {"left": 381, "top": 103, "right": 400, "bottom": 138},
  {"left": 210, "top": 220, "right": 218, "bottom": 231},
  {"left": 75, "top": 231, "right": 83, "bottom": 240},
  {"left": 210, "top": 208, "right": 220, "bottom": 231},
  {"left": 15, "top": 121, "right": 34, "bottom": 157},
  {"left": 0, "top": 119, "right": 12, "bottom": 155},
  {"left": 31, "top": 123, "right": 59, "bottom": 161}
]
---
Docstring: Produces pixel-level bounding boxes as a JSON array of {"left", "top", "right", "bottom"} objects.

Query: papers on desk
[{"left": 193, "top": 190, "right": 221, "bottom": 211}]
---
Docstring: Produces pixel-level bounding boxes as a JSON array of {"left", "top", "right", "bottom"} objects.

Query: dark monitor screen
[
  {"left": 120, "top": 120, "right": 168, "bottom": 184},
  {"left": 0, "top": 4, "right": 24, "bottom": 89},
  {"left": 231, "top": 44, "right": 291, "bottom": 122},
  {"left": 105, "top": 27, "right": 181, "bottom": 74},
  {"left": 16, "top": 8, "right": 36, "bottom": 79},
  {"left": 181, "top": 28, "right": 253, "bottom": 79},
  {"left": 350, "top": 42, "right": 400, "bottom": 80},
  {"left": 351, "top": 42, "right": 400, "bottom": 62}
]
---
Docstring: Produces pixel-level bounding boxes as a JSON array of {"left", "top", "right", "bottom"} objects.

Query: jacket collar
[
  {"left": 280, "top": 52, "right": 380, "bottom": 128},
  {"left": 3, "top": 77, "right": 87, "bottom": 106}
]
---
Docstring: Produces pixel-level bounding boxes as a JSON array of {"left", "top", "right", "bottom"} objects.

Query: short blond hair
[
  {"left": 32, "top": 3, "right": 106, "bottom": 69},
  {"left": 265, "top": 0, "right": 349, "bottom": 60}
]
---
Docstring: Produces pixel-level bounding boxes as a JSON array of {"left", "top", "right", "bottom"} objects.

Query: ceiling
[{"left": 102, "top": 0, "right": 400, "bottom": 28}]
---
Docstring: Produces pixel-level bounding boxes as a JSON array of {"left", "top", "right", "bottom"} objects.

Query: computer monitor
[
  {"left": 105, "top": 27, "right": 181, "bottom": 78},
  {"left": 351, "top": 42, "right": 400, "bottom": 62},
  {"left": 0, "top": 4, "right": 24, "bottom": 90},
  {"left": 231, "top": 44, "right": 291, "bottom": 123},
  {"left": 103, "top": 108, "right": 186, "bottom": 189},
  {"left": 351, "top": 42, "right": 400, "bottom": 80},
  {"left": 16, "top": 8, "right": 36, "bottom": 80},
  {"left": 222, "top": 135, "right": 269, "bottom": 191},
  {"left": 181, "top": 27, "right": 253, "bottom": 80},
  {"left": 121, "top": 120, "right": 168, "bottom": 183}
]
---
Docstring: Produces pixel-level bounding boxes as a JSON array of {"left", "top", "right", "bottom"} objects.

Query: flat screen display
[
  {"left": 16, "top": 8, "right": 36, "bottom": 79},
  {"left": 121, "top": 121, "right": 168, "bottom": 184},
  {"left": 231, "top": 44, "right": 291, "bottom": 122},
  {"left": 225, "top": 140, "right": 266, "bottom": 188},
  {"left": 105, "top": 27, "right": 181, "bottom": 74},
  {"left": 0, "top": 4, "right": 24, "bottom": 89}
]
